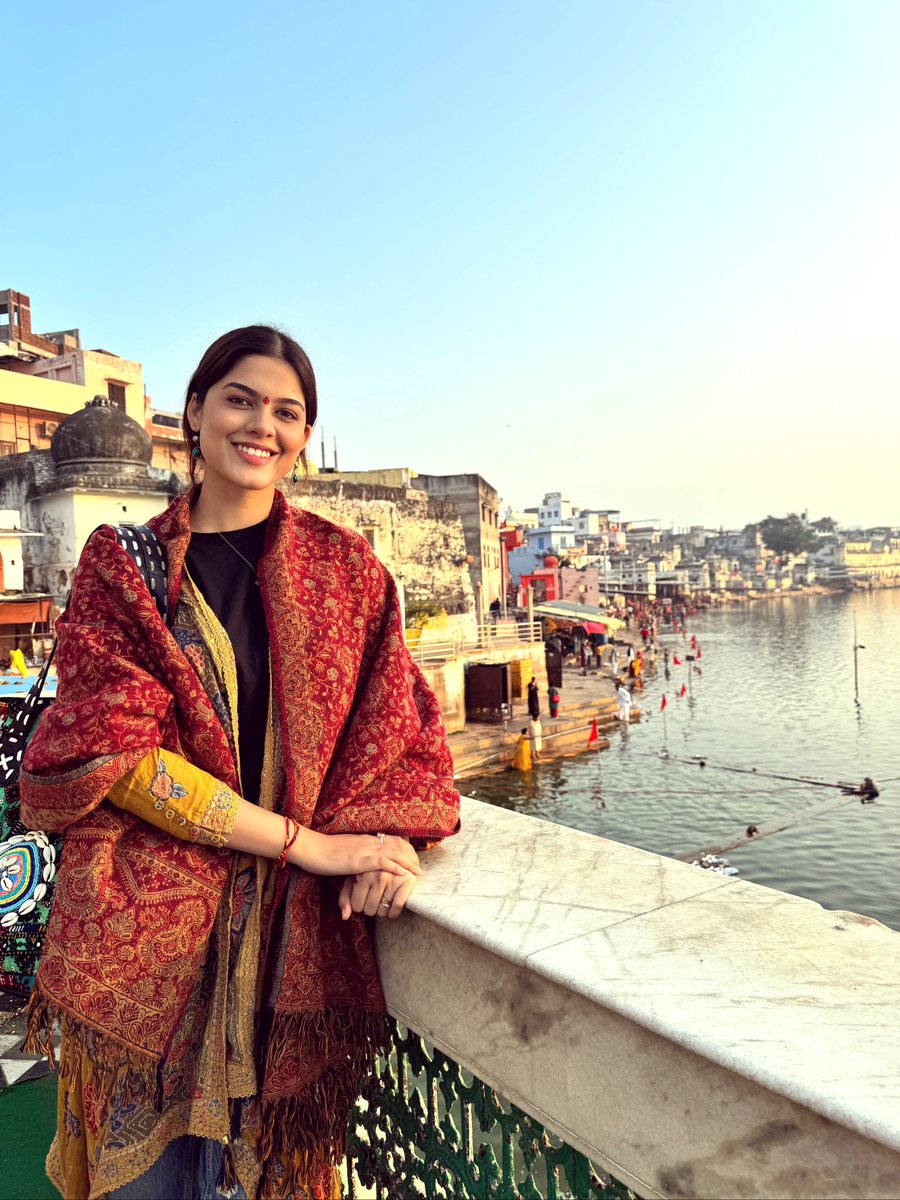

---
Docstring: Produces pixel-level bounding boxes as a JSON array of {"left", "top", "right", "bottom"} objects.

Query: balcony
[
  {"left": 349, "top": 797, "right": 900, "bottom": 1198},
  {"left": 4, "top": 797, "right": 899, "bottom": 1198}
]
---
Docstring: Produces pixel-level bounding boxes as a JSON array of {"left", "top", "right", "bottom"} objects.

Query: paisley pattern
[{"left": 20, "top": 486, "right": 460, "bottom": 1197}]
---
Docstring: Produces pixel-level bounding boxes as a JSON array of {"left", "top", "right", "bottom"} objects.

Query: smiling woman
[
  {"left": 183, "top": 326, "right": 318, "bottom": 526},
  {"left": 20, "top": 324, "right": 460, "bottom": 1200}
]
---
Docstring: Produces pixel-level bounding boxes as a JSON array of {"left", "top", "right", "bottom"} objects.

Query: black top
[
  {"left": 185, "top": 519, "right": 270, "bottom": 803},
  {"left": 527, "top": 682, "right": 541, "bottom": 719}
]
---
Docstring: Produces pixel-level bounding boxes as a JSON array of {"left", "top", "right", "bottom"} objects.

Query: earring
[
  {"left": 291, "top": 454, "right": 302, "bottom": 484},
  {"left": 191, "top": 432, "right": 202, "bottom": 459}
]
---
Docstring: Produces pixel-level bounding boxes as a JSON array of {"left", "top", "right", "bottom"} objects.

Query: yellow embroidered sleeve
[{"left": 107, "top": 749, "right": 240, "bottom": 848}]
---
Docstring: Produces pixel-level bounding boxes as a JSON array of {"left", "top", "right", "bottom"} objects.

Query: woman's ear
[{"left": 186, "top": 392, "right": 201, "bottom": 430}]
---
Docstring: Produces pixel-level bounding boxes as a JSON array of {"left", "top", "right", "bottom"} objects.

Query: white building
[
  {"left": 538, "top": 492, "right": 576, "bottom": 525},
  {"left": 0, "top": 396, "right": 180, "bottom": 607}
]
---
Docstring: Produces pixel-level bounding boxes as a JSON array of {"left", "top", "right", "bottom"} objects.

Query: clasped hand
[
  {"left": 338, "top": 865, "right": 418, "bottom": 921},
  {"left": 291, "top": 829, "right": 420, "bottom": 921}
]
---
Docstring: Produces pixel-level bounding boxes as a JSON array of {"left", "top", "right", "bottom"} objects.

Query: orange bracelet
[{"left": 277, "top": 815, "right": 300, "bottom": 869}]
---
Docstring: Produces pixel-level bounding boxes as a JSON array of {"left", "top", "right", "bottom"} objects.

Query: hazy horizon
[{"left": 7, "top": 0, "right": 899, "bottom": 530}]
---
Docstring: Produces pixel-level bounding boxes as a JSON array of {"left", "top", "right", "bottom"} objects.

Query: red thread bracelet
[{"left": 278, "top": 815, "right": 299, "bottom": 869}]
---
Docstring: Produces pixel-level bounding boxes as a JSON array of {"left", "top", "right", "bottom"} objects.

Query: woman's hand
[
  {"left": 289, "top": 829, "right": 420, "bottom": 879},
  {"left": 338, "top": 868, "right": 418, "bottom": 921}
]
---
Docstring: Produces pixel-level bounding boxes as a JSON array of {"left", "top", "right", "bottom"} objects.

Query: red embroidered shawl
[{"left": 21, "top": 487, "right": 460, "bottom": 1179}]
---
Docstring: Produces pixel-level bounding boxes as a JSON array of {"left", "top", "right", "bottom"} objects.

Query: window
[
  {"left": 361, "top": 527, "right": 377, "bottom": 549},
  {"left": 152, "top": 413, "right": 181, "bottom": 429},
  {"left": 108, "top": 382, "right": 127, "bottom": 410}
]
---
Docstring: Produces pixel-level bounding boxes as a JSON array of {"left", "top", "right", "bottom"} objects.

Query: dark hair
[{"left": 183, "top": 325, "right": 318, "bottom": 483}]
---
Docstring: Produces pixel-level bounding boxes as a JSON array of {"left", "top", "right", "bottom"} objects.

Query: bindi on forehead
[{"left": 262, "top": 396, "right": 270, "bottom": 405}]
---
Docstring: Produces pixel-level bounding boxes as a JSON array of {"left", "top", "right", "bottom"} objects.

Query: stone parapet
[{"left": 375, "top": 797, "right": 900, "bottom": 1199}]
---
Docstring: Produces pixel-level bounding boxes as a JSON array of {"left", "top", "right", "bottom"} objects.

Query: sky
[{"left": 7, "top": 0, "right": 900, "bottom": 530}]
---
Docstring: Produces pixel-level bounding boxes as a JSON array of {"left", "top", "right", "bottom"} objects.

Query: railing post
[{"left": 526, "top": 585, "right": 534, "bottom": 642}]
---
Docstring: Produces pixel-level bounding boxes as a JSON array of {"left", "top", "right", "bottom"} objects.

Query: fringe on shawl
[
  {"left": 26, "top": 992, "right": 390, "bottom": 1198},
  {"left": 257, "top": 1006, "right": 391, "bottom": 1200},
  {"left": 23, "top": 987, "right": 162, "bottom": 1110}
]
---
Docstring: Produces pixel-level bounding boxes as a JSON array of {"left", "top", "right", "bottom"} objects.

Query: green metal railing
[{"left": 346, "top": 1021, "right": 637, "bottom": 1200}]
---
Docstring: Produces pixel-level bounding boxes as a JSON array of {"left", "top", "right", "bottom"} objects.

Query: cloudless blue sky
[{"left": 8, "top": 0, "right": 899, "bottom": 528}]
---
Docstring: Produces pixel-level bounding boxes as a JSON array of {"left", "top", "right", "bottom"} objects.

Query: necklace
[{"left": 217, "top": 532, "right": 260, "bottom": 586}]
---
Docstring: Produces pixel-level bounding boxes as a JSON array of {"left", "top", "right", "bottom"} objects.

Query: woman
[
  {"left": 21, "top": 326, "right": 460, "bottom": 1200},
  {"left": 526, "top": 679, "right": 542, "bottom": 761},
  {"left": 511, "top": 728, "right": 532, "bottom": 772}
]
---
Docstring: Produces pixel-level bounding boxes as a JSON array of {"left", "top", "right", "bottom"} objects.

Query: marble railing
[{"left": 364, "top": 797, "right": 900, "bottom": 1199}]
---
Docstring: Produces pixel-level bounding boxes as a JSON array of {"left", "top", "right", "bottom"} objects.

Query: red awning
[
  {"left": 576, "top": 620, "right": 607, "bottom": 635},
  {"left": 0, "top": 599, "right": 53, "bottom": 625}
]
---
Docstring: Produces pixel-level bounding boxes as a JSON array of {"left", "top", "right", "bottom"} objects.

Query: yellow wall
[
  {"left": 81, "top": 351, "right": 145, "bottom": 424},
  {"left": 0, "top": 369, "right": 89, "bottom": 418},
  {"left": 0, "top": 352, "right": 145, "bottom": 427},
  {"left": 844, "top": 541, "right": 900, "bottom": 568},
  {"left": 325, "top": 468, "right": 418, "bottom": 488}
]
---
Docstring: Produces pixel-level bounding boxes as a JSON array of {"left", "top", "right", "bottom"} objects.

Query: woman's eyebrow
[{"left": 224, "top": 381, "right": 305, "bottom": 407}]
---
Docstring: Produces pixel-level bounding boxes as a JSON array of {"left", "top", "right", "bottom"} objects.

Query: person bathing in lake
[
  {"left": 512, "top": 728, "right": 532, "bottom": 771},
  {"left": 20, "top": 325, "right": 460, "bottom": 1200}
]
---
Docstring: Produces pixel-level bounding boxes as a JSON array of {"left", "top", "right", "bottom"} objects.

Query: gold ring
[{"left": 380, "top": 898, "right": 391, "bottom": 909}]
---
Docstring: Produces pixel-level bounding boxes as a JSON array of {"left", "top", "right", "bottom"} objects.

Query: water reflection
[{"left": 467, "top": 590, "right": 900, "bottom": 931}]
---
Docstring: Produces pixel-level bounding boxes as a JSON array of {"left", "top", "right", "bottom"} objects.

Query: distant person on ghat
[{"left": 527, "top": 678, "right": 543, "bottom": 761}]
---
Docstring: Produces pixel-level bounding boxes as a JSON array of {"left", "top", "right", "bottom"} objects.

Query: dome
[
  {"left": 52, "top": 395, "right": 152, "bottom": 468},
  {"left": 543, "top": 554, "right": 559, "bottom": 568}
]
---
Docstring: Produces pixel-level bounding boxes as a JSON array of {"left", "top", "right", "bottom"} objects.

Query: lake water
[{"left": 466, "top": 588, "right": 900, "bottom": 931}]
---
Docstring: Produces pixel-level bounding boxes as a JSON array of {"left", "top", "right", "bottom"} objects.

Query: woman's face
[{"left": 187, "top": 354, "right": 313, "bottom": 494}]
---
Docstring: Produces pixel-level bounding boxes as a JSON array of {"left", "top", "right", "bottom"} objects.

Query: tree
[
  {"left": 811, "top": 516, "right": 838, "bottom": 533},
  {"left": 758, "top": 514, "right": 820, "bottom": 558}
]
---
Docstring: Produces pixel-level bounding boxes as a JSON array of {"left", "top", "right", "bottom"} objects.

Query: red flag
[
  {"left": 679, "top": 684, "right": 687, "bottom": 697},
  {"left": 660, "top": 694, "right": 667, "bottom": 712},
  {"left": 697, "top": 647, "right": 702, "bottom": 659},
  {"left": 673, "top": 655, "right": 682, "bottom": 665},
  {"left": 690, "top": 635, "right": 697, "bottom": 648},
  {"left": 587, "top": 718, "right": 598, "bottom": 745}
]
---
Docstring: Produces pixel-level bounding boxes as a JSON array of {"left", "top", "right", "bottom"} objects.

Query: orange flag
[{"left": 587, "top": 718, "right": 598, "bottom": 745}]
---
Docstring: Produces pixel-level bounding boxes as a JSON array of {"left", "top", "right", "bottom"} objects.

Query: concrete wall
[
  {"left": 416, "top": 644, "right": 547, "bottom": 734},
  {"left": 415, "top": 474, "right": 502, "bottom": 612},
  {"left": 560, "top": 566, "right": 605, "bottom": 605},
  {"left": 0, "top": 534, "right": 25, "bottom": 591},
  {"left": 377, "top": 797, "right": 900, "bottom": 1200},
  {"left": 20, "top": 489, "right": 173, "bottom": 604},
  {"left": 418, "top": 658, "right": 466, "bottom": 733},
  {"left": 320, "top": 467, "right": 418, "bottom": 489}
]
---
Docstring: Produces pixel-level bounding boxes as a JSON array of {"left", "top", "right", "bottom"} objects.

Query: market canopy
[{"left": 534, "top": 601, "right": 626, "bottom": 631}]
